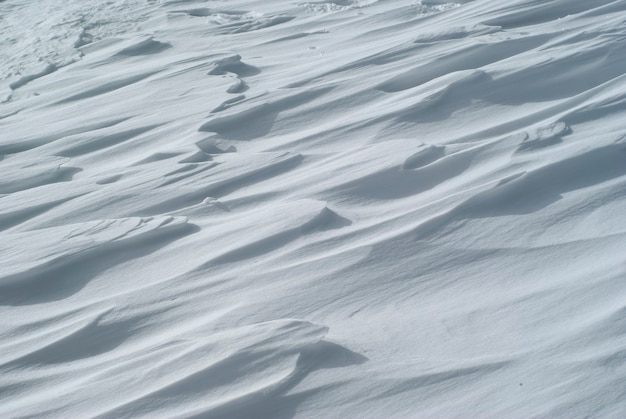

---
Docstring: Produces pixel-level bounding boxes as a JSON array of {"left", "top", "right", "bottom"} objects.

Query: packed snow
[{"left": 1, "top": 0, "right": 626, "bottom": 417}]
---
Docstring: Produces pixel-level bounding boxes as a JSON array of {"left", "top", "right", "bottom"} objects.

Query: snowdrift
[{"left": 1, "top": 0, "right": 626, "bottom": 416}]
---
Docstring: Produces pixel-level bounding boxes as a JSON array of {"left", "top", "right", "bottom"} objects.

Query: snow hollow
[{"left": 1, "top": 0, "right": 626, "bottom": 417}]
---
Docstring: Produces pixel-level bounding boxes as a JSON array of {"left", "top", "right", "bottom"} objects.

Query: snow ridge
[{"left": 1, "top": 0, "right": 626, "bottom": 416}]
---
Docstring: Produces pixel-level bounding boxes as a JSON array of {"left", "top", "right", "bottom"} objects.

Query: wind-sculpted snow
[{"left": 1, "top": 0, "right": 626, "bottom": 417}]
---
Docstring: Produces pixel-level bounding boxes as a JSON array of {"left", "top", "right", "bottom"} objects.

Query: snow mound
[{"left": 1, "top": 0, "right": 626, "bottom": 416}]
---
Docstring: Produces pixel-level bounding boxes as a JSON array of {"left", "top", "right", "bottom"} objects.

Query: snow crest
[{"left": 1, "top": 0, "right": 626, "bottom": 416}]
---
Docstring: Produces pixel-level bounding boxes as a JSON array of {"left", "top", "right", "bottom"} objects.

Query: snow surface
[{"left": 1, "top": 0, "right": 626, "bottom": 417}]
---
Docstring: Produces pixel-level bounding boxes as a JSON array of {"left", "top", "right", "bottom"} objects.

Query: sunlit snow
[{"left": 1, "top": 0, "right": 626, "bottom": 417}]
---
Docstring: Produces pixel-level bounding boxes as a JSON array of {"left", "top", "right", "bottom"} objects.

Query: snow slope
[{"left": 1, "top": 0, "right": 626, "bottom": 417}]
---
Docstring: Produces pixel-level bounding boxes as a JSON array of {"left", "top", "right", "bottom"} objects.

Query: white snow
[{"left": 1, "top": 0, "right": 626, "bottom": 417}]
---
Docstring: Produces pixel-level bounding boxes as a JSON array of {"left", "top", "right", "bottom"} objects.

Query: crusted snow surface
[{"left": 1, "top": 0, "right": 626, "bottom": 417}]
